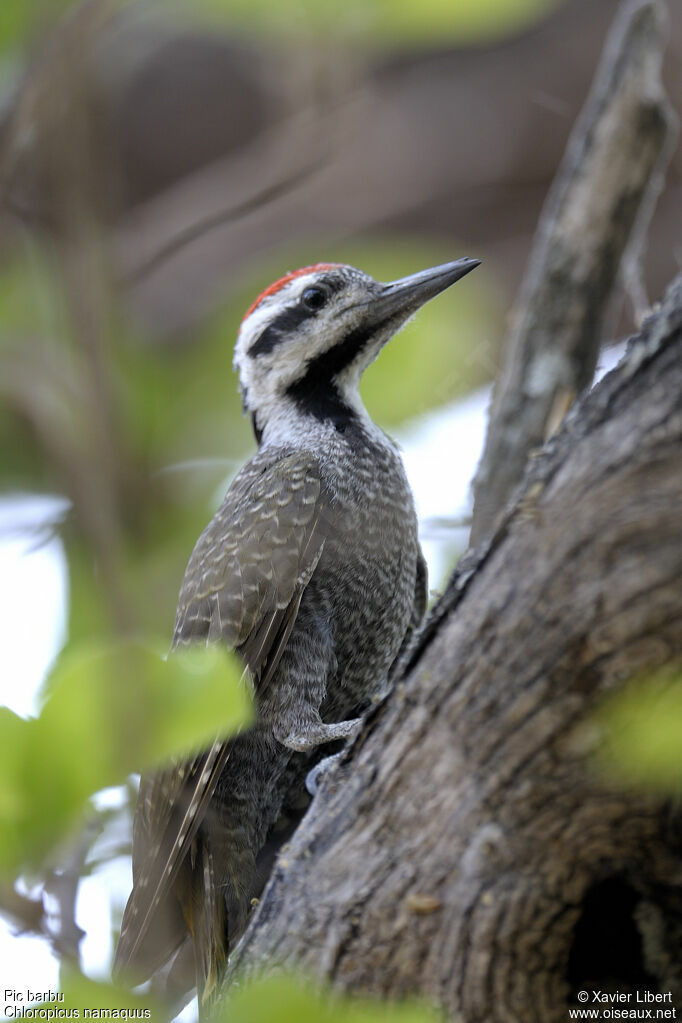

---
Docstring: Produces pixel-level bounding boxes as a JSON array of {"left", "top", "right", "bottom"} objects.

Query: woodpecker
[{"left": 113, "top": 257, "right": 480, "bottom": 1005}]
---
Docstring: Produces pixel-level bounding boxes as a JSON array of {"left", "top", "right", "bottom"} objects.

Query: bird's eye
[{"left": 301, "top": 286, "right": 329, "bottom": 312}]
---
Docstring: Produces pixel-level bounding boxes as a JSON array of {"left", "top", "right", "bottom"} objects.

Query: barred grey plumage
[{"left": 113, "top": 257, "right": 479, "bottom": 1005}]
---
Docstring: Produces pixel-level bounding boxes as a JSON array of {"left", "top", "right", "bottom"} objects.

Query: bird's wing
[
  {"left": 114, "top": 452, "right": 330, "bottom": 983},
  {"left": 387, "top": 546, "right": 428, "bottom": 687},
  {"left": 172, "top": 452, "right": 328, "bottom": 673}
]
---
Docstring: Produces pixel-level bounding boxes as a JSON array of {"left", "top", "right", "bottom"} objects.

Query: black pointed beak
[{"left": 372, "top": 258, "right": 481, "bottom": 322}]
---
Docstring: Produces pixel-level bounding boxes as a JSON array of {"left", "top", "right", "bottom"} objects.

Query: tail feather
[
  {"left": 114, "top": 740, "right": 232, "bottom": 984},
  {"left": 192, "top": 842, "right": 228, "bottom": 1007},
  {"left": 177, "top": 831, "right": 252, "bottom": 1011}
]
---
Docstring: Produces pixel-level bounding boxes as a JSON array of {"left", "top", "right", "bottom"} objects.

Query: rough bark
[
  {"left": 470, "top": 0, "right": 677, "bottom": 547},
  {"left": 227, "top": 273, "right": 682, "bottom": 1022}
]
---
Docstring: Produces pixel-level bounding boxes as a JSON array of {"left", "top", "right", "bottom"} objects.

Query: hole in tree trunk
[{"left": 567, "top": 876, "right": 655, "bottom": 996}]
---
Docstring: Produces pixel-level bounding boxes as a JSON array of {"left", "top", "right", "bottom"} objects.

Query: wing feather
[{"left": 114, "top": 452, "right": 330, "bottom": 984}]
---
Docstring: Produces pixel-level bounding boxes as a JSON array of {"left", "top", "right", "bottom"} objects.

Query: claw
[{"left": 306, "top": 752, "right": 344, "bottom": 796}]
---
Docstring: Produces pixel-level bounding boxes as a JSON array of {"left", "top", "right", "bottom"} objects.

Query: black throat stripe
[
  {"left": 251, "top": 412, "right": 263, "bottom": 445},
  {"left": 298, "top": 322, "right": 375, "bottom": 387},
  {"left": 285, "top": 322, "right": 377, "bottom": 431},
  {"left": 286, "top": 380, "right": 357, "bottom": 433}
]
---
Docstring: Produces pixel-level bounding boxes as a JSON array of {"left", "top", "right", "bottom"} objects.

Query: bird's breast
[{"left": 315, "top": 445, "right": 419, "bottom": 711}]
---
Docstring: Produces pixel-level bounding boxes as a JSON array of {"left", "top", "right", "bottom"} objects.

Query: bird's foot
[
  {"left": 276, "top": 716, "right": 361, "bottom": 753},
  {"left": 305, "top": 752, "right": 345, "bottom": 795}
]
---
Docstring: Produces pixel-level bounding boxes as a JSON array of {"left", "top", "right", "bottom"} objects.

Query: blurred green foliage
[
  {"left": 0, "top": 0, "right": 45, "bottom": 55},
  {"left": 0, "top": 0, "right": 561, "bottom": 55},
  {"left": 45, "top": 969, "right": 161, "bottom": 1019},
  {"left": 42, "top": 970, "right": 436, "bottom": 1023},
  {"left": 594, "top": 670, "right": 682, "bottom": 795},
  {"left": 0, "top": 641, "right": 251, "bottom": 875},
  {"left": 186, "top": 0, "right": 561, "bottom": 47},
  {"left": 0, "top": 0, "right": 117, "bottom": 55},
  {"left": 215, "top": 976, "right": 436, "bottom": 1023}
]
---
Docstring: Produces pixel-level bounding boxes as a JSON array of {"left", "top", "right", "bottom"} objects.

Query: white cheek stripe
[
  {"left": 234, "top": 273, "right": 352, "bottom": 411},
  {"left": 233, "top": 274, "right": 321, "bottom": 374}
]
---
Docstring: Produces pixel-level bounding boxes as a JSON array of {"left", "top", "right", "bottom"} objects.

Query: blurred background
[{"left": 0, "top": 0, "right": 680, "bottom": 1011}]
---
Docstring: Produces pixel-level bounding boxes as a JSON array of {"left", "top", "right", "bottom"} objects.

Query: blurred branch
[
  {"left": 0, "top": 805, "right": 122, "bottom": 967},
  {"left": 121, "top": 150, "right": 329, "bottom": 287},
  {"left": 0, "top": 883, "right": 45, "bottom": 935},
  {"left": 44, "top": 826, "right": 93, "bottom": 966},
  {"left": 0, "top": 321, "right": 133, "bottom": 633},
  {"left": 0, "top": 0, "right": 116, "bottom": 228},
  {"left": 0, "top": 0, "right": 143, "bottom": 630},
  {"left": 470, "top": 0, "right": 677, "bottom": 547}
]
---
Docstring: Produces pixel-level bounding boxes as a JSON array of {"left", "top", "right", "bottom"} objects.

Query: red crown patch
[{"left": 242, "top": 263, "right": 342, "bottom": 322}]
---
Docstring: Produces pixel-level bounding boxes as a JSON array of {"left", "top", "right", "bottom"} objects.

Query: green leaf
[
  {"left": 0, "top": 1, "right": 36, "bottom": 53},
  {"left": 214, "top": 975, "right": 437, "bottom": 1023},
  {"left": 28, "top": 971, "right": 434, "bottom": 1023},
  {"left": 594, "top": 670, "right": 682, "bottom": 794},
  {"left": 0, "top": 639, "right": 252, "bottom": 874},
  {"left": 0, "top": 709, "right": 34, "bottom": 873},
  {"left": 38, "top": 639, "right": 253, "bottom": 774},
  {"left": 48, "top": 968, "right": 164, "bottom": 1021},
  {"left": 185, "top": 0, "right": 560, "bottom": 48}
]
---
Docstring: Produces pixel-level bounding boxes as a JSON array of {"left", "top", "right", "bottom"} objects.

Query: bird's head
[{"left": 234, "top": 259, "right": 480, "bottom": 442}]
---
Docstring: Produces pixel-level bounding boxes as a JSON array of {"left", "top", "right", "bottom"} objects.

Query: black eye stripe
[
  {"left": 247, "top": 275, "right": 347, "bottom": 358},
  {"left": 248, "top": 304, "right": 313, "bottom": 357}
]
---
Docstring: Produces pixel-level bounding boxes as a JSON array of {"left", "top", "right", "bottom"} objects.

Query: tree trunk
[
  {"left": 229, "top": 275, "right": 682, "bottom": 1021},
  {"left": 470, "top": 0, "right": 676, "bottom": 546}
]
